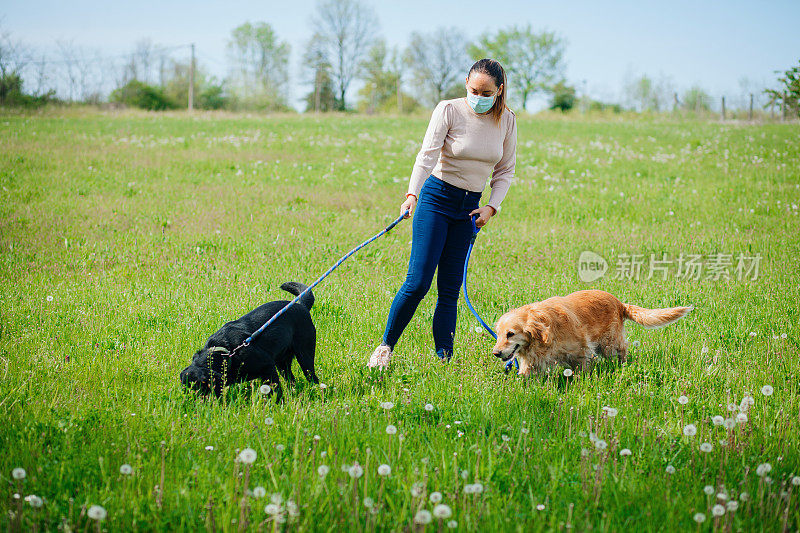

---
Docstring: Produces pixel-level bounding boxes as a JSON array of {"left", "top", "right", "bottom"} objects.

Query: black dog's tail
[{"left": 280, "top": 281, "right": 314, "bottom": 310}]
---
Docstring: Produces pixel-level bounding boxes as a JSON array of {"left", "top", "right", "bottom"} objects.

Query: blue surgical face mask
[{"left": 466, "top": 91, "right": 496, "bottom": 114}]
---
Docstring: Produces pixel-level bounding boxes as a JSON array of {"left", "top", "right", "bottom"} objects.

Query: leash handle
[{"left": 464, "top": 214, "right": 519, "bottom": 372}]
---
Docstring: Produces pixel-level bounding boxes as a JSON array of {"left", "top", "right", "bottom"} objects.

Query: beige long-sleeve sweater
[{"left": 407, "top": 97, "right": 517, "bottom": 211}]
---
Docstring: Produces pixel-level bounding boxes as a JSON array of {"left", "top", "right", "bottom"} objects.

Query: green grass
[{"left": 1, "top": 108, "right": 799, "bottom": 532}]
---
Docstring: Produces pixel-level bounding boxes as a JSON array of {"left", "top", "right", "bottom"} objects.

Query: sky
[{"left": 4, "top": 0, "right": 799, "bottom": 110}]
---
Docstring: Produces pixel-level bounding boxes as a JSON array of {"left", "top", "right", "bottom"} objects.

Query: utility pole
[
  {"left": 721, "top": 96, "right": 726, "bottom": 121},
  {"left": 188, "top": 43, "right": 195, "bottom": 112}
]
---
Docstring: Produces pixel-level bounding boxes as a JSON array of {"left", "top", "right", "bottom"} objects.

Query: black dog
[{"left": 180, "top": 282, "right": 318, "bottom": 401}]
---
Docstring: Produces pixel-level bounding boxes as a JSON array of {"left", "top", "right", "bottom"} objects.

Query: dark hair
[{"left": 468, "top": 58, "right": 508, "bottom": 124}]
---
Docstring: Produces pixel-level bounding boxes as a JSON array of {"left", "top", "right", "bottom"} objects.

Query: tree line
[{"left": 1, "top": 1, "right": 797, "bottom": 117}]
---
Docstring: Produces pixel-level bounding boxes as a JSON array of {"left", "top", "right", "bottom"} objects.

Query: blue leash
[
  {"left": 463, "top": 215, "right": 519, "bottom": 372},
  {"left": 228, "top": 211, "right": 409, "bottom": 360}
]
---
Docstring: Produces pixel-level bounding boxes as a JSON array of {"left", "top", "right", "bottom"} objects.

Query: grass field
[{"left": 1, "top": 108, "right": 799, "bottom": 532}]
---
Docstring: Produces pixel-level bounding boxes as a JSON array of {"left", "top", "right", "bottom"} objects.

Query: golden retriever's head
[{"left": 492, "top": 307, "right": 551, "bottom": 361}]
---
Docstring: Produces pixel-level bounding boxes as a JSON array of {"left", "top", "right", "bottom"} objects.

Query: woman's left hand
[{"left": 469, "top": 205, "right": 497, "bottom": 228}]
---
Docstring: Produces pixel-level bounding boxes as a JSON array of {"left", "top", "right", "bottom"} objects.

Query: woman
[{"left": 367, "top": 58, "right": 518, "bottom": 369}]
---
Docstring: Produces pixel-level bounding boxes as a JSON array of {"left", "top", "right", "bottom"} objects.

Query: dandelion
[
  {"left": 727, "top": 402, "right": 738, "bottom": 412},
  {"left": 378, "top": 464, "right": 391, "bottom": 476},
  {"left": 259, "top": 384, "right": 271, "bottom": 395},
  {"left": 380, "top": 401, "right": 394, "bottom": 410},
  {"left": 723, "top": 418, "right": 736, "bottom": 430},
  {"left": 46, "top": 295, "right": 54, "bottom": 302},
  {"left": 712, "top": 504, "right": 725, "bottom": 517},
  {"left": 410, "top": 483, "right": 424, "bottom": 497},
  {"left": 633, "top": 340, "right": 640, "bottom": 348},
  {"left": 678, "top": 395, "right": 689, "bottom": 405},
  {"left": 460, "top": 470, "right": 469, "bottom": 480},
  {"left": 792, "top": 476, "right": 800, "bottom": 486},
  {"left": 605, "top": 407, "right": 618, "bottom": 418},
  {"left": 414, "top": 510, "right": 433, "bottom": 525},
  {"left": 740, "top": 492, "right": 749, "bottom": 501},
  {"left": 286, "top": 500, "right": 299, "bottom": 518},
  {"left": 275, "top": 444, "right": 285, "bottom": 452},
  {"left": 270, "top": 493, "right": 283, "bottom": 505},
  {"left": 313, "top": 435, "right": 321, "bottom": 441},
  {"left": 424, "top": 403, "right": 434, "bottom": 412},
  {"left": 716, "top": 492, "right": 728, "bottom": 501},
  {"left": 693, "top": 513, "right": 706, "bottom": 523},
  {"left": 700, "top": 345, "right": 709, "bottom": 354},
  {"left": 726, "top": 501, "right": 739, "bottom": 511},
  {"left": 87, "top": 505, "right": 107, "bottom": 521},
  {"left": 700, "top": 443, "right": 713, "bottom": 453},
  {"left": 594, "top": 439, "right": 608, "bottom": 450},
  {"left": 666, "top": 465, "right": 676, "bottom": 474},
  {"left": 703, "top": 485, "right": 714, "bottom": 495},
  {"left": 521, "top": 427, "right": 529, "bottom": 434},
  {"left": 25, "top": 495, "right": 43, "bottom": 508},
  {"left": 711, "top": 415, "right": 724, "bottom": 426},
  {"left": 319, "top": 383, "right": 327, "bottom": 389},
  {"left": 264, "top": 417, "right": 274, "bottom": 426},
  {"left": 317, "top": 465, "right": 329, "bottom": 477},
  {"left": 501, "top": 434, "right": 510, "bottom": 442},
  {"left": 761, "top": 385, "right": 774, "bottom": 396},
  {"left": 120, "top": 464, "right": 133, "bottom": 475},
  {"left": 264, "top": 503, "right": 280, "bottom": 515},
  {"left": 238, "top": 448, "right": 257, "bottom": 464},
  {"left": 742, "top": 395, "right": 755, "bottom": 406},
  {"left": 386, "top": 424, "right": 397, "bottom": 435},
  {"left": 363, "top": 497, "right": 374, "bottom": 508},
  {"left": 756, "top": 463, "right": 772, "bottom": 476},
  {"left": 536, "top": 504, "right": 546, "bottom": 510},
  {"left": 563, "top": 368, "right": 573, "bottom": 377},
  {"left": 736, "top": 413, "right": 748, "bottom": 423},
  {"left": 253, "top": 486, "right": 266, "bottom": 498},
  {"left": 447, "top": 520, "right": 458, "bottom": 528},
  {"left": 620, "top": 448, "right": 632, "bottom": 456},
  {"left": 12, "top": 468, "right": 26, "bottom": 480},
  {"left": 472, "top": 483, "right": 484, "bottom": 494},
  {"left": 205, "top": 445, "right": 214, "bottom": 451},
  {"left": 683, "top": 424, "right": 697, "bottom": 436},
  {"left": 429, "top": 491, "right": 442, "bottom": 503},
  {"left": 781, "top": 333, "right": 787, "bottom": 339},
  {"left": 433, "top": 504, "right": 452, "bottom": 519},
  {"left": 348, "top": 464, "right": 364, "bottom": 479}
]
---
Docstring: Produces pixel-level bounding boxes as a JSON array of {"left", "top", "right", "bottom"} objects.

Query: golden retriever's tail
[{"left": 622, "top": 303, "right": 693, "bottom": 329}]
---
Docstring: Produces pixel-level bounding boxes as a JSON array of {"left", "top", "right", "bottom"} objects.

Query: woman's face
[{"left": 465, "top": 72, "right": 502, "bottom": 99}]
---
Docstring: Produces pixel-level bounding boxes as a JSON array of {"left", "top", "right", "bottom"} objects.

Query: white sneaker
[{"left": 367, "top": 345, "right": 393, "bottom": 369}]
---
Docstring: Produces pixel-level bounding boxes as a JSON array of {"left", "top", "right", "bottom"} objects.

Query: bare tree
[
  {"left": 404, "top": 28, "right": 467, "bottom": 107},
  {"left": 311, "top": 0, "right": 378, "bottom": 110},
  {"left": 0, "top": 24, "right": 30, "bottom": 77}
]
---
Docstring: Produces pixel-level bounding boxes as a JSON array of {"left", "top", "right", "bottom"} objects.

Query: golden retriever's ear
[{"left": 523, "top": 312, "right": 551, "bottom": 345}]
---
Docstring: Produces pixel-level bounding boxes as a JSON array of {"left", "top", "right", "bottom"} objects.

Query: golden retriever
[{"left": 492, "top": 290, "right": 692, "bottom": 376}]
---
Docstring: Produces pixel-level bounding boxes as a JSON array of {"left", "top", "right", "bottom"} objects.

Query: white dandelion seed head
[
  {"left": 87, "top": 505, "right": 107, "bottom": 521},
  {"left": 594, "top": 439, "right": 608, "bottom": 450},
  {"left": 317, "top": 465, "right": 329, "bottom": 477},
  {"left": 700, "top": 443, "right": 713, "bottom": 453},
  {"left": 313, "top": 435, "right": 321, "bottom": 441},
  {"left": 723, "top": 418, "right": 736, "bottom": 430},
  {"left": 521, "top": 427, "right": 529, "bottom": 434},
  {"left": 460, "top": 469, "right": 469, "bottom": 480},
  {"left": 264, "top": 503, "right": 280, "bottom": 515},
  {"left": 275, "top": 444, "right": 285, "bottom": 452},
  {"left": 253, "top": 486, "right": 266, "bottom": 499},
  {"left": 727, "top": 402, "right": 737, "bottom": 412},
  {"left": 740, "top": 492, "right": 749, "bottom": 501},
  {"left": 205, "top": 445, "right": 214, "bottom": 451},
  {"left": 12, "top": 468, "right": 26, "bottom": 480},
  {"left": 581, "top": 448, "right": 590, "bottom": 457},
  {"left": 756, "top": 463, "right": 772, "bottom": 476},
  {"left": 536, "top": 504, "right": 546, "bottom": 510},
  {"left": 678, "top": 395, "right": 689, "bottom": 405},
  {"left": 726, "top": 500, "right": 739, "bottom": 511},
  {"left": 363, "top": 497, "right": 374, "bottom": 508},
  {"left": 424, "top": 403, "right": 434, "bottom": 412},
  {"left": 693, "top": 513, "right": 706, "bottom": 523},
  {"left": 683, "top": 424, "right": 697, "bottom": 436},
  {"left": 666, "top": 465, "right": 676, "bottom": 474},
  {"left": 792, "top": 476, "right": 800, "bottom": 486},
  {"left": 447, "top": 520, "right": 458, "bottom": 529},
  {"left": 237, "top": 448, "right": 257, "bottom": 464},
  {"left": 429, "top": 491, "right": 442, "bottom": 503},
  {"left": 410, "top": 483, "right": 424, "bottom": 497},
  {"left": 270, "top": 493, "right": 283, "bottom": 504},
  {"left": 633, "top": 340, "right": 641, "bottom": 348},
  {"left": 259, "top": 384, "right": 271, "bottom": 395},
  {"left": 264, "top": 417, "right": 274, "bottom": 426},
  {"left": 319, "top": 383, "right": 327, "bottom": 389},
  {"left": 433, "top": 504, "right": 452, "bottom": 519},
  {"left": 380, "top": 401, "right": 394, "bottom": 410},
  {"left": 742, "top": 395, "right": 755, "bottom": 406},
  {"left": 736, "top": 413, "right": 748, "bottom": 423},
  {"left": 385, "top": 424, "right": 397, "bottom": 435},
  {"left": 414, "top": 510, "right": 432, "bottom": 525},
  {"left": 700, "top": 345, "right": 709, "bottom": 354},
  {"left": 620, "top": 448, "right": 632, "bottom": 456},
  {"left": 712, "top": 504, "right": 725, "bottom": 517},
  {"left": 26, "top": 495, "right": 43, "bottom": 508},
  {"left": 563, "top": 368, "right": 574, "bottom": 377},
  {"left": 716, "top": 492, "right": 728, "bottom": 501},
  {"left": 761, "top": 385, "right": 774, "bottom": 396},
  {"left": 120, "top": 464, "right": 133, "bottom": 475},
  {"left": 472, "top": 483, "right": 484, "bottom": 494},
  {"left": 348, "top": 464, "right": 364, "bottom": 479},
  {"left": 703, "top": 485, "right": 714, "bottom": 495},
  {"left": 501, "top": 434, "right": 510, "bottom": 442},
  {"left": 712, "top": 415, "right": 724, "bottom": 426},
  {"left": 378, "top": 464, "right": 391, "bottom": 476}
]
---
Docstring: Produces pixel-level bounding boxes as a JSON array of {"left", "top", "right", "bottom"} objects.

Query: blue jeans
[{"left": 383, "top": 175, "right": 482, "bottom": 357}]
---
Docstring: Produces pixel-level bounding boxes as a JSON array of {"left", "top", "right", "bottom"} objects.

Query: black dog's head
[{"left": 180, "top": 346, "right": 237, "bottom": 396}]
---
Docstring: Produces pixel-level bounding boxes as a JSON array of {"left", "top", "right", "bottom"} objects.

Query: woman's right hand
[{"left": 400, "top": 195, "right": 417, "bottom": 219}]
